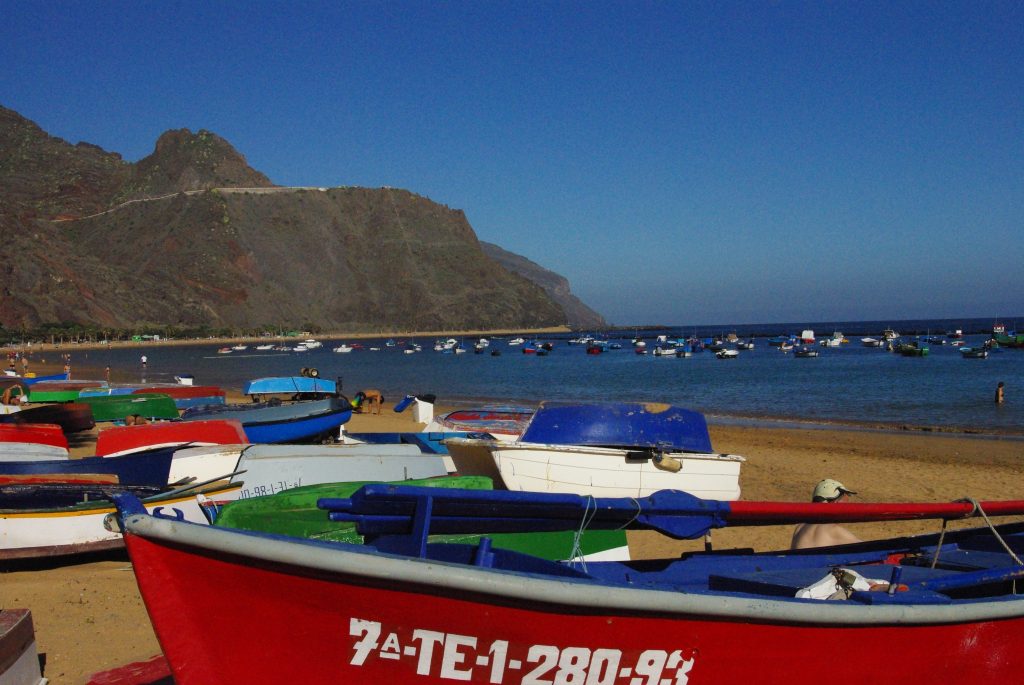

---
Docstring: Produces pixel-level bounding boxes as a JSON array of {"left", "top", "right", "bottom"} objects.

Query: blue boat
[
  {"left": 342, "top": 431, "right": 490, "bottom": 454},
  {"left": 243, "top": 376, "right": 338, "bottom": 397},
  {"left": 17, "top": 372, "right": 70, "bottom": 386},
  {"left": 520, "top": 402, "right": 714, "bottom": 453},
  {"left": 0, "top": 448, "right": 174, "bottom": 508},
  {"left": 181, "top": 397, "right": 352, "bottom": 443},
  {"left": 78, "top": 387, "right": 136, "bottom": 397}
]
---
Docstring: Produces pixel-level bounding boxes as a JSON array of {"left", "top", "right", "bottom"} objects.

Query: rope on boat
[
  {"left": 931, "top": 498, "right": 1024, "bottom": 591},
  {"left": 569, "top": 495, "right": 599, "bottom": 572},
  {"left": 930, "top": 519, "right": 949, "bottom": 570},
  {"left": 963, "top": 497, "right": 1024, "bottom": 566},
  {"left": 617, "top": 497, "right": 643, "bottom": 532}
]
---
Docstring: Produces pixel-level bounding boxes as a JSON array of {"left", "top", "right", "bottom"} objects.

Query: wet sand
[{"left": 1, "top": 397, "right": 1022, "bottom": 682}]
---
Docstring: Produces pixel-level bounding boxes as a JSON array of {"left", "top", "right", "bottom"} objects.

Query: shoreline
[
  {"left": 0, "top": 326, "right": 571, "bottom": 354},
  {"left": 9, "top": 355, "right": 1023, "bottom": 441}
]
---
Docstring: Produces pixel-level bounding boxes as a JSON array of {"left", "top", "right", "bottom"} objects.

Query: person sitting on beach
[
  {"left": 354, "top": 389, "right": 383, "bottom": 415},
  {"left": 791, "top": 479, "right": 862, "bottom": 549}
]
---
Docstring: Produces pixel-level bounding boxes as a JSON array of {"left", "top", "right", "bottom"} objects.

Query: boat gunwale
[
  {"left": 122, "top": 511, "right": 1024, "bottom": 627},
  {"left": 446, "top": 437, "right": 746, "bottom": 462}
]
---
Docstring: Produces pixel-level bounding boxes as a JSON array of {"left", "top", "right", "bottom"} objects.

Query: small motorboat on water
[{"left": 715, "top": 349, "right": 739, "bottom": 359}]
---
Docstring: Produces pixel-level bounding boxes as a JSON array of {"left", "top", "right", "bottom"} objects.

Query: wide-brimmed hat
[{"left": 812, "top": 478, "right": 856, "bottom": 502}]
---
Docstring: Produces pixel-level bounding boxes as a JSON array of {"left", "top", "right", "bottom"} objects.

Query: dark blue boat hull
[
  {"left": 0, "top": 448, "right": 174, "bottom": 508},
  {"left": 182, "top": 398, "right": 352, "bottom": 443}
]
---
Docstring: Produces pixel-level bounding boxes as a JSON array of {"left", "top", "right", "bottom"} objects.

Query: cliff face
[
  {"left": 0, "top": 105, "right": 601, "bottom": 332},
  {"left": 480, "top": 242, "right": 607, "bottom": 330}
]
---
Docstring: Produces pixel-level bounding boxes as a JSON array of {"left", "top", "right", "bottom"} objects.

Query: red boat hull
[
  {"left": 0, "top": 423, "right": 68, "bottom": 448},
  {"left": 0, "top": 402, "right": 95, "bottom": 433},
  {"left": 131, "top": 386, "right": 225, "bottom": 400},
  {"left": 96, "top": 419, "right": 248, "bottom": 456},
  {"left": 124, "top": 532, "right": 1024, "bottom": 684}
]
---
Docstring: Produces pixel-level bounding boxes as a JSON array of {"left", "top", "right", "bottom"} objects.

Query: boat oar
[
  {"left": 322, "top": 485, "right": 1024, "bottom": 541},
  {"left": 727, "top": 499, "right": 1024, "bottom": 524}
]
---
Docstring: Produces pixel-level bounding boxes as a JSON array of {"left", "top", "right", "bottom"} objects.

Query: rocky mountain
[
  {"left": 480, "top": 242, "right": 607, "bottom": 330},
  {"left": 0, "top": 105, "right": 605, "bottom": 332}
]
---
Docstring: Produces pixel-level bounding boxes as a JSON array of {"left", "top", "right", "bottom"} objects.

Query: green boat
[
  {"left": 993, "top": 333, "right": 1024, "bottom": 348},
  {"left": 77, "top": 393, "right": 180, "bottom": 422},
  {"left": 26, "top": 388, "right": 85, "bottom": 403},
  {"left": 213, "top": 476, "right": 630, "bottom": 562},
  {"left": 896, "top": 342, "right": 929, "bottom": 357}
]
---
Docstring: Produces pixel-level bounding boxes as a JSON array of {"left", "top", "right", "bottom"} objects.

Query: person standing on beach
[
  {"left": 996, "top": 381, "right": 1005, "bottom": 404},
  {"left": 20, "top": 356, "right": 28, "bottom": 374},
  {"left": 791, "top": 479, "right": 862, "bottom": 549}
]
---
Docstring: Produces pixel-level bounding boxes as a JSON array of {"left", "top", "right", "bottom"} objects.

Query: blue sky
[{"left": 2, "top": 2, "right": 1021, "bottom": 325}]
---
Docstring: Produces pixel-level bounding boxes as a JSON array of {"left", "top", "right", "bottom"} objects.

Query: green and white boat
[
  {"left": 211, "top": 476, "right": 630, "bottom": 562},
  {"left": 77, "top": 393, "right": 180, "bottom": 422}
]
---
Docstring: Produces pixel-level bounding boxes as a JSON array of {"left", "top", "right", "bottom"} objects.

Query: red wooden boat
[
  {"left": 0, "top": 609, "right": 45, "bottom": 684},
  {"left": 131, "top": 386, "right": 223, "bottom": 398},
  {"left": 0, "top": 423, "right": 68, "bottom": 449},
  {"left": 132, "top": 385, "right": 226, "bottom": 409},
  {"left": 0, "top": 402, "right": 95, "bottom": 433},
  {"left": 113, "top": 487, "right": 1024, "bottom": 684},
  {"left": 96, "top": 419, "right": 248, "bottom": 457}
]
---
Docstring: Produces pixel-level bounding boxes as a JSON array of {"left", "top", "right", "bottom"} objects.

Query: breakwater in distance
[{"left": 66, "top": 316, "right": 1023, "bottom": 435}]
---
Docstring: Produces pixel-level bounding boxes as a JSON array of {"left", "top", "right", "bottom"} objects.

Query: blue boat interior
[
  {"left": 316, "top": 484, "right": 1024, "bottom": 605},
  {"left": 343, "top": 431, "right": 495, "bottom": 454}
]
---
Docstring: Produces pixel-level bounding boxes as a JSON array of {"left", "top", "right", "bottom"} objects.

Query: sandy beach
[{"left": 1, "top": 397, "right": 1021, "bottom": 683}]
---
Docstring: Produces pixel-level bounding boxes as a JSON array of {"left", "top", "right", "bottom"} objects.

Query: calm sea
[{"left": 64, "top": 317, "right": 1023, "bottom": 435}]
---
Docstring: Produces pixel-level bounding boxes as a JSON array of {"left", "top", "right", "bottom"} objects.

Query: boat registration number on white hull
[{"left": 349, "top": 617, "right": 696, "bottom": 684}]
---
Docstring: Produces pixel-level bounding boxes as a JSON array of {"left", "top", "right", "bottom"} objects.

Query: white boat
[
  {"left": 167, "top": 444, "right": 249, "bottom": 484},
  {"left": 0, "top": 482, "right": 241, "bottom": 560},
  {"left": 716, "top": 349, "right": 739, "bottom": 359},
  {"left": 820, "top": 332, "right": 844, "bottom": 347},
  {"left": 444, "top": 403, "right": 744, "bottom": 500},
  {"left": 653, "top": 346, "right": 676, "bottom": 357},
  {"left": 301, "top": 339, "right": 322, "bottom": 349},
  {"left": 231, "top": 345, "right": 248, "bottom": 351},
  {"left": 227, "top": 444, "right": 449, "bottom": 500},
  {"left": 861, "top": 337, "right": 884, "bottom": 347},
  {"left": 507, "top": 337, "right": 525, "bottom": 346},
  {"left": 0, "top": 442, "right": 69, "bottom": 461},
  {"left": 799, "top": 329, "right": 815, "bottom": 344},
  {"left": 255, "top": 344, "right": 274, "bottom": 350},
  {"left": 0, "top": 609, "right": 45, "bottom": 685},
  {"left": 883, "top": 329, "right": 900, "bottom": 341},
  {"left": 332, "top": 344, "right": 353, "bottom": 353}
]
